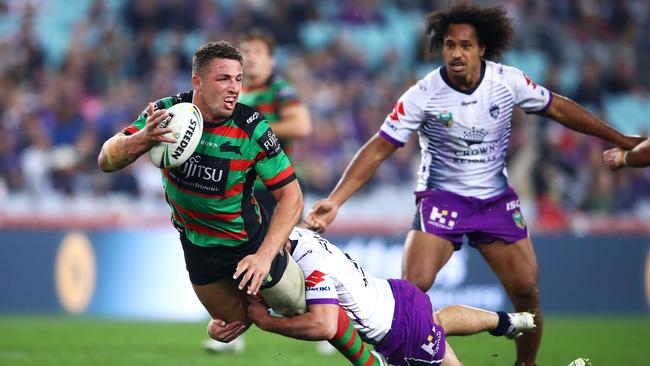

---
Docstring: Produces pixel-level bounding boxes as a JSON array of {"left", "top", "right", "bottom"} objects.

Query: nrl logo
[
  {"left": 438, "top": 111, "right": 454, "bottom": 127},
  {"left": 512, "top": 209, "right": 526, "bottom": 229},
  {"left": 462, "top": 127, "right": 488, "bottom": 146}
]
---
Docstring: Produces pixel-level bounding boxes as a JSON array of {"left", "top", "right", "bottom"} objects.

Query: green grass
[{"left": 0, "top": 315, "right": 648, "bottom": 365}]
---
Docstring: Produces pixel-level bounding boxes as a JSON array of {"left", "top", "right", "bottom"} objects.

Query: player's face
[
  {"left": 193, "top": 58, "right": 243, "bottom": 121},
  {"left": 240, "top": 39, "right": 274, "bottom": 82},
  {"left": 442, "top": 23, "right": 485, "bottom": 86}
]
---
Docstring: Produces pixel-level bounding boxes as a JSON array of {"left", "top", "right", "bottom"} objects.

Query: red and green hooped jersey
[
  {"left": 122, "top": 91, "right": 296, "bottom": 247},
  {"left": 239, "top": 74, "right": 300, "bottom": 154}
]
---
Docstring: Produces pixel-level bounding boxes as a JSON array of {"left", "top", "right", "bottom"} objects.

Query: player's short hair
[
  {"left": 425, "top": 1, "right": 515, "bottom": 60},
  {"left": 240, "top": 29, "right": 276, "bottom": 55},
  {"left": 192, "top": 41, "right": 243, "bottom": 76}
]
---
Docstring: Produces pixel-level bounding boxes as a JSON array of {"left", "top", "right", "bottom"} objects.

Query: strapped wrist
[{"left": 622, "top": 151, "right": 630, "bottom": 167}]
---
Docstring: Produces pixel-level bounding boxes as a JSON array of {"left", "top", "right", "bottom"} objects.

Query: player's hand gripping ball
[{"left": 149, "top": 102, "right": 203, "bottom": 169}]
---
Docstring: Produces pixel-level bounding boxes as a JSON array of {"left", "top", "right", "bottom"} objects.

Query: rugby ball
[{"left": 149, "top": 102, "right": 203, "bottom": 169}]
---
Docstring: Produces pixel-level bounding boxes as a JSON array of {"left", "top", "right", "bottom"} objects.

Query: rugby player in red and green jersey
[
  {"left": 98, "top": 41, "right": 307, "bottom": 343},
  {"left": 239, "top": 30, "right": 312, "bottom": 216}
]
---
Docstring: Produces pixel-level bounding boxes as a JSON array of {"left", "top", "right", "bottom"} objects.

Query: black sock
[{"left": 489, "top": 311, "right": 510, "bottom": 336}]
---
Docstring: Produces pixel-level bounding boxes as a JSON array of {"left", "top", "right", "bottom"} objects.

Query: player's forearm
[
  {"left": 260, "top": 181, "right": 303, "bottom": 257},
  {"left": 329, "top": 134, "right": 394, "bottom": 206},
  {"left": 624, "top": 138, "right": 650, "bottom": 167},
  {"left": 98, "top": 133, "right": 151, "bottom": 172},
  {"left": 544, "top": 94, "right": 639, "bottom": 149},
  {"left": 257, "top": 312, "right": 336, "bottom": 341}
]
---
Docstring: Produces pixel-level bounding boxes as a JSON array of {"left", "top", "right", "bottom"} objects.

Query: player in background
[
  {"left": 98, "top": 41, "right": 306, "bottom": 344},
  {"left": 304, "top": 3, "right": 644, "bottom": 366},
  {"left": 239, "top": 29, "right": 312, "bottom": 215},
  {"left": 603, "top": 137, "right": 650, "bottom": 169},
  {"left": 247, "top": 227, "right": 537, "bottom": 366}
]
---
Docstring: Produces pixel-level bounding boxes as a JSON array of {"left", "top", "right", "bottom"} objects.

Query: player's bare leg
[
  {"left": 477, "top": 238, "right": 542, "bottom": 366},
  {"left": 436, "top": 305, "right": 535, "bottom": 337},
  {"left": 402, "top": 230, "right": 455, "bottom": 291},
  {"left": 440, "top": 341, "right": 463, "bottom": 366},
  {"left": 193, "top": 279, "right": 251, "bottom": 342},
  {"left": 436, "top": 305, "right": 499, "bottom": 335}
]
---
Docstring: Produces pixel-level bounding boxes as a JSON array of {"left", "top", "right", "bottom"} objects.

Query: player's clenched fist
[
  {"left": 304, "top": 199, "right": 339, "bottom": 232},
  {"left": 602, "top": 147, "right": 626, "bottom": 171}
]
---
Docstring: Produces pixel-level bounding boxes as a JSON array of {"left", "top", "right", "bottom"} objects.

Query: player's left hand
[
  {"left": 234, "top": 252, "right": 274, "bottom": 295},
  {"left": 207, "top": 318, "right": 246, "bottom": 343},
  {"left": 603, "top": 147, "right": 626, "bottom": 171}
]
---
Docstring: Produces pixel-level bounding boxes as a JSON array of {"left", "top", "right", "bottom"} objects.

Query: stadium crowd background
[{"left": 1, "top": 0, "right": 649, "bottom": 232}]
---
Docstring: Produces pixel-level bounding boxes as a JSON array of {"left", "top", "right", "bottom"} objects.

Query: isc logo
[{"left": 506, "top": 199, "right": 520, "bottom": 211}]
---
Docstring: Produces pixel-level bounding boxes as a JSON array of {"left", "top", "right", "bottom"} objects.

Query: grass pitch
[{"left": 0, "top": 315, "right": 648, "bottom": 366}]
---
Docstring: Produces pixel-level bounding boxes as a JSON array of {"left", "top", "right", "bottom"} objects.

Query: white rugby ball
[{"left": 149, "top": 102, "right": 203, "bottom": 169}]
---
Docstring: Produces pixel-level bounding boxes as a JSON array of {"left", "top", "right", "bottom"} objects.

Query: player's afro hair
[{"left": 425, "top": 1, "right": 515, "bottom": 60}]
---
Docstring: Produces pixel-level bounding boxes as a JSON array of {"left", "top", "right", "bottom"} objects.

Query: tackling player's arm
[
  {"left": 98, "top": 103, "right": 174, "bottom": 172},
  {"left": 304, "top": 134, "right": 397, "bottom": 231},
  {"left": 247, "top": 297, "right": 338, "bottom": 340},
  {"left": 540, "top": 93, "right": 644, "bottom": 150},
  {"left": 267, "top": 102, "right": 312, "bottom": 139},
  {"left": 603, "top": 137, "right": 650, "bottom": 170}
]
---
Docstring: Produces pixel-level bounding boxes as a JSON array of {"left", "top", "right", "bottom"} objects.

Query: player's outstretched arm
[
  {"left": 603, "top": 137, "right": 650, "bottom": 170},
  {"left": 540, "top": 93, "right": 644, "bottom": 150},
  {"left": 247, "top": 296, "right": 338, "bottom": 341},
  {"left": 234, "top": 180, "right": 303, "bottom": 295},
  {"left": 304, "top": 134, "right": 397, "bottom": 231},
  {"left": 97, "top": 103, "right": 175, "bottom": 172}
]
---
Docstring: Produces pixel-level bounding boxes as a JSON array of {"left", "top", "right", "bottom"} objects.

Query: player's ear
[
  {"left": 192, "top": 74, "right": 201, "bottom": 92},
  {"left": 479, "top": 44, "right": 486, "bottom": 58}
]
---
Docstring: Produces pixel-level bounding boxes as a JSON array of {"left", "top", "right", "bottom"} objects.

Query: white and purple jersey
[
  {"left": 379, "top": 60, "right": 552, "bottom": 199},
  {"left": 288, "top": 228, "right": 395, "bottom": 344}
]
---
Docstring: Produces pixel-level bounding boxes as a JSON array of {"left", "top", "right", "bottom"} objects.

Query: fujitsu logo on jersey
[
  {"left": 263, "top": 131, "right": 279, "bottom": 150},
  {"left": 168, "top": 154, "right": 230, "bottom": 196},
  {"left": 257, "top": 128, "right": 282, "bottom": 158},
  {"left": 178, "top": 155, "right": 225, "bottom": 182}
]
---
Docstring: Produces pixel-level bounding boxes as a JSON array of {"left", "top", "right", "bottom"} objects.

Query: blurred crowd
[{"left": 1, "top": 0, "right": 650, "bottom": 227}]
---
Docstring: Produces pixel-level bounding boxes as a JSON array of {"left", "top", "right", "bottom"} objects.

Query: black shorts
[{"left": 176, "top": 219, "right": 288, "bottom": 287}]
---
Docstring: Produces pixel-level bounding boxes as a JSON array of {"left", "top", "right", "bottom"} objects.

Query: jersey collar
[{"left": 440, "top": 60, "right": 486, "bottom": 95}]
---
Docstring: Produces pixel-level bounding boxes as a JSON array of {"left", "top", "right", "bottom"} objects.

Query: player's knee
[
  {"left": 260, "top": 255, "right": 307, "bottom": 316},
  {"left": 433, "top": 307, "right": 448, "bottom": 329},
  {"left": 403, "top": 270, "right": 435, "bottom": 292},
  {"left": 507, "top": 282, "right": 540, "bottom": 307}
]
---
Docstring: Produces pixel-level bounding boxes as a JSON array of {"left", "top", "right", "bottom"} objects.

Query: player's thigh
[
  {"left": 192, "top": 279, "right": 250, "bottom": 324},
  {"left": 476, "top": 237, "right": 539, "bottom": 297},
  {"left": 402, "top": 230, "right": 455, "bottom": 291},
  {"left": 441, "top": 341, "right": 463, "bottom": 366}
]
